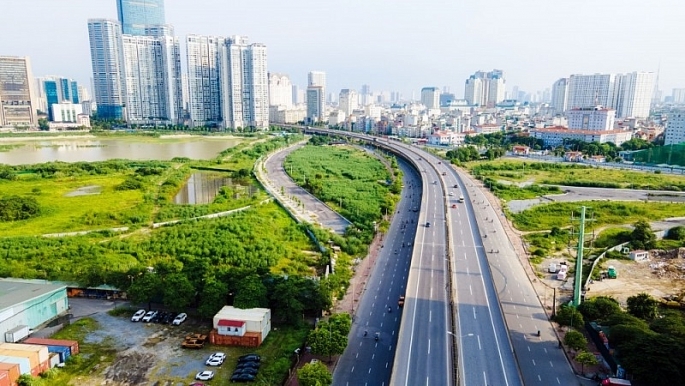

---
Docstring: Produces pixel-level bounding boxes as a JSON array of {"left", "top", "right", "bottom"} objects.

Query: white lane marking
[
  {"left": 532, "top": 359, "right": 537, "bottom": 366},
  {"left": 356, "top": 353, "right": 359, "bottom": 358},
  {"left": 428, "top": 339, "right": 431, "bottom": 354},
  {"left": 477, "top": 335, "right": 482, "bottom": 350},
  {"left": 386, "top": 362, "right": 389, "bottom": 368},
  {"left": 351, "top": 366, "right": 355, "bottom": 373},
  {"left": 556, "top": 377, "right": 561, "bottom": 384},
  {"left": 430, "top": 310, "right": 432, "bottom": 322},
  {"left": 469, "top": 285, "right": 473, "bottom": 295},
  {"left": 549, "top": 361, "right": 554, "bottom": 367},
  {"left": 430, "top": 287, "right": 433, "bottom": 299},
  {"left": 368, "top": 368, "right": 372, "bottom": 374},
  {"left": 538, "top": 375, "right": 542, "bottom": 382},
  {"left": 473, "top": 307, "right": 477, "bottom": 319}
]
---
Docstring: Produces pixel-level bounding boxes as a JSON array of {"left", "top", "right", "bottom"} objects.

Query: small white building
[
  {"left": 213, "top": 306, "right": 271, "bottom": 341},
  {"left": 629, "top": 250, "right": 649, "bottom": 261}
]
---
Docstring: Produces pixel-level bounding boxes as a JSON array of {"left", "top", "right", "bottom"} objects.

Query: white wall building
[
  {"left": 566, "top": 72, "right": 654, "bottom": 118},
  {"left": 614, "top": 72, "right": 654, "bottom": 119},
  {"left": 339, "top": 89, "right": 358, "bottom": 116},
  {"left": 308, "top": 71, "right": 326, "bottom": 88},
  {"left": 186, "top": 35, "right": 224, "bottom": 127},
  {"left": 567, "top": 107, "right": 615, "bottom": 131},
  {"left": 213, "top": 306, "right": 271, "bottom": 342},
  {"left": 672, "top": 89, "right": 685, "bottom": 104},
  {"left": 51, "top": 102, "right": 83, "bottom": 123},
  {"left": 88, "top": 19, "right": 127, "bottom": 120},
  {"left": 664, "top": 110, "right": 685, "bottom": 145},
  {"left": 268, "top": 73, "right": 293, "bottom": 108},
  {"left": 532, "top": 126, "right": 632, "bottom": 147},
  {"left": 551, "top": 78, "right": 569, "bottom": 113},
  {"left": 464, "top": 70, "right": 505, "bottom": 107},
  {"left": 421, "top": 87, "right": 439, "bottom": 110}
]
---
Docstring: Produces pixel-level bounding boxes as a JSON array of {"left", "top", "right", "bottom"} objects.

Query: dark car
[
  {"left": 238, "top": 354, "right": 261, "bottom": 363},
  {"left": 152, "top": 312, "right": 165, "bottom": 323},
  {"left": 232, "top": 367, "right": 258, "bottom": 376},
  {"left": 231, "top": 373, "right": 255, "bottom": 383},
  {"left": 426, "top": 222, "right": 431, "bottom": 227},
  {"left": 236, "top": 361, "right": 261, "bottom": 369},
  {"left": 164, "top": 312, "right": 177, "bottom": 324}
]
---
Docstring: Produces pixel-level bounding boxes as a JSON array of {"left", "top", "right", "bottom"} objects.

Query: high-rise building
[
  {"left": 221, "top": 36, "right": 269, "bottom": 129},
  {"left": 567, "top": 72, "right": 654, "bottom": 118},
  {"left": 0, "top": 56, "right": 37, "bottom": 127},
  {"left": 306, "top": 86, "right": 324, "bottom": 122},
  {"left": 186, "top": 35, "right": 224, "bottom": 127},
  {"left": 306, "top": 71, "right": 326, "bottom": 121},
  {"left": 88, "top": 19, "right": 127, "bottom": 120},
  {"left": 551, "top": 78, "right": 569, "bottom": 113},
  {"left": 37, "top": 77, "right": 80, "bottom": 120},
  {"left": 339, "top": 89, "right": 357, "bottom": 116},
  {"left": 567, "top": 106, "right": 615, "bottom": 131},
  {"left": 665, "top": 111, "right": 685, "bottom": 145},
  {"left": 186, "top": 35, "right": 269, "bottom": 129},
  {"left": 420, "top": 87, "right": 439, "bottom": 109},
  {"left": 116, "top": 0, "right": 166, "bottom": 35},
  {"left": 121, "top": 30, "right": 183, "bottom": 125},
  {"left": 268, "top": 73, "right": 293, "bottom": 108},
  {"left": 464, "top": 70, "right": 505, "bottom": 107},
  {"left": 672, "top": 89, "right": 685, "bottom": 104}
]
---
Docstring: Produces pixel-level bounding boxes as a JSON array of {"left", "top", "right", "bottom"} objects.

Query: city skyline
[{"left": 1, "top": 0, "right": 683, "bottom": 99}]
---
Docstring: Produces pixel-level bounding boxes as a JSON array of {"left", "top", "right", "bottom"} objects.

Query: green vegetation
[
  {"left": 476, "top": 176, "right": 562, "bottom": 200},
  {"left": 307, "top": 313, "right": 351, "bottom": 362},
  {"left": 510, "top": 201, "right": 685, "bottom": 232},
  {"left": 563, "top": 330, "right": 587, "bottom": 351},
  {"left": 593, "top": 227, "right": 632, "bottom": 248},
  {"left": 298, "top": 361, "right": 333, "bottom": 386},
  {"left": 468, "top": 159, "right": 685, "bottom": 191},
  {"left": 574, "top": 295, "right": 685, "bottom": 385}
]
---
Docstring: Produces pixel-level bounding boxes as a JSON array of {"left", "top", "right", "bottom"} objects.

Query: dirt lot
[
  {"left": 586, "top": 250, "right": 685, "bottom": 306},
  {"left": 58, "top": 301, "right": 256, "bottom": 386}
]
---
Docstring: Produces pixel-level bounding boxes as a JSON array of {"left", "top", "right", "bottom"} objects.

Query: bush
[{"left": 0, "top": 195, "right": 41, "bottom": 221}]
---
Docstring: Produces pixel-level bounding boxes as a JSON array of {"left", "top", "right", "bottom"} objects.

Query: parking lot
[{"left": 52, "top": 298, "right": 263, "bottom": 385}]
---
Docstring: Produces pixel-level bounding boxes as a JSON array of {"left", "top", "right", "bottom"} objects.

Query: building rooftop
[
  {"left": 215, "top": 306, "right": 270, "bottom": 322},
  {"left": 0, "top": 279, "right": 66, "bottom": 313}
]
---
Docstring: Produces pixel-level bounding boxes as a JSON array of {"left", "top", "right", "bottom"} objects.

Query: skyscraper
[
  {"left": 420, "top": 87, "right": 440, "bottom": 109},
  {"left": 551, "top": 78, "right": 569, "bottom": 113},
  {"left": 186, "top": 35, "right": 224, "bottom": 127},
  {"left": 0, "top": 56, "right": 37, "bottom": 127},
  {"left": 116, "top": 0, "right": 166, "bottom": 35},
  {"left": 121, "top": 31, "right": 183, "bottom": 125},
  {"left": 307, "top": 71, "right": 326, "bottom": 122},
  {"left": 339, "top": 89, "right": 358, "bottom": 116},
  {"left": 464, "top": 70, "right": 505, "bottom": 107},
  {"left": 566, "top": 72, "right": 654, "bottom": 118},
  {"left": 268, "top": 73, "right": 293, "bottom": 108},
  {"left": 39, "top": 77, "right": 80, "bottom": 121},
  {"left": 88, "top": 19, "right": 126, "bottom": 120},
  {"left": 614, "top": 72, "right": 654, "bottom": 119}
]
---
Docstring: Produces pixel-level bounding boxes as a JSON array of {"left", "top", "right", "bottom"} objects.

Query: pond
[
  {"left": 0, "top": 135, "right": 242, "bottom": 165},
  {"left": 173, "top": 172, "right": 259, "bottom": 205}
]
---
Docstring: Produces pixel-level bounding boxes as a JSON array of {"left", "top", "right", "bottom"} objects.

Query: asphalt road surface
[
  {"left": 263, "top": 143, "right": 351, "bottom": 234},
  {"left": 333, "top": 159, "right": 421, "bottom": 386}
]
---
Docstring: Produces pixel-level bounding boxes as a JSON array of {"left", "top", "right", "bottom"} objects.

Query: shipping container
[
  {"left": 22, "top": 338, "right": 79, "bottom": 355},
  {"left": 0, "top": 356, "right": 31, "bottom": 376},
  {"left": 0, "top": 362, "right": 20, "bottom": 386},
  {"left": 0, "top": 344, "right": 49, "bottom": 365},
  {"left": 0, "top": 350, "right": 38, "bottom": 374},
  {"left": 3, "top": 327, "right": 29, "bottom": 344},
  {"left": 48, "top": 353, "right": 60, "bottom": 369},
  {"left": 46, "top": 346, "right": 70, "bottom": 363}
]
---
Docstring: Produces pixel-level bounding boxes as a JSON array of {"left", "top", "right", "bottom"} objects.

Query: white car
[
  {"left": 172, "top": 312, "right": 187, "bottom": 326},
  {"left": 209, "top": 352, "right": 226, "bottom": 361},
  {"left": 449, "top": 192, "right": 454, "bottom": 196},
  {"left": 142, "top": 310, "right": 157, "bottom": 323},
  {"left": 195, "top": 371, "right": 214, "bottom": 381},
  {"left": 205, "top": 356, "right": 223, "bottom": 366},
  {"left": 131, "top": 309, "right": 146, "bottom": 322}
]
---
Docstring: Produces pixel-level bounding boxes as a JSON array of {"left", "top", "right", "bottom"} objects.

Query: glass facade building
[{"left": 116, "top": 0, "right": 165, "bottom": 35}]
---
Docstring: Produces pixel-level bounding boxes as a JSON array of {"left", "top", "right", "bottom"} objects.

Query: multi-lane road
[
  {"left": 300, "top": 128, "right": 581, "bottom": 386},
  {"left": 333, "top": 158, "right": 421, "bottom": 386}
]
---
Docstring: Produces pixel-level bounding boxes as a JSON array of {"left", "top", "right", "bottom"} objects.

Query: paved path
[{"left": 257, "top": 142, "right": 352, "bottom": 235}]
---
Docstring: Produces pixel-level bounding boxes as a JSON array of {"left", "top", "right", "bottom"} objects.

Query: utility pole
[{"left": 573, "top": 206, "right": 587, "bottom": 307}]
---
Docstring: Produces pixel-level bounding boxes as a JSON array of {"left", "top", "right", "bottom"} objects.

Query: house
[
  {"left": 209, "top": 306, "right": 271, "bottom": 347},
  {"left": 588, "top": 155, "right": 606, "bottom": 163},
  {"left": 629, "top": 250, "right": 649, "bottom": 262},
  {"left": 564, "top": 151, "right": 584, "bottom": 162},
  {"left": 512, "top": 145, "right": 530, "bottom": 156}
]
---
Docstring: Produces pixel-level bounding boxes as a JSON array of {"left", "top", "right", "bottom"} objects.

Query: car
[
  {"left": 238, "top": 354, "right": 261, "bottom": 363},
  {"left": 164, "top": 312, "right": 177, "bottom": 324},
  {"left": 451, "top": 204, "right": 456, "bottom": 208},
  {"left": 232, "top": 367, "right": 258, "bottom": 376},
  {"left": 425, "top": 222, "right": 431, "bottom": 227},
  {"left": 195, "top": 371, "right": 214, "bottom": 381},
  {"left": 453, "top": 184, "right": 458, "bottom": 188},
  {"left": 209, "top": 352, "right": 226, "bottom": 361},
  {"left": 142, "top": 310, "right": 157, "bottom": 323},
  {"left": 231, "top": 373, "right": 256, "bottom": 383},
  {"left": 131, "top": 309, "right": 146, "bottom": 322},
  {"left": 236, "top": 361, "right": 261, "bottom": 369},
  {"left": 205, "top": 356, "right": 223, "bottom": 366},
  {"left": 310, "top": 359, "right": 320, "bottom": 364},
  {"left": 448, "top": 192, "right": 454, "bottom": 196},
  {"left": 172, "top": 312, "right": 187, "bottom": 326},
  {"left": 152, "top": 312, "right": 165, "bottom": 323}
]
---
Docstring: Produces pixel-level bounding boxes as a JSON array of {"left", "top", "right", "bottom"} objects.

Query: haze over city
[{"left": 1, "top": 0, "right": 684, "bottom": 96}]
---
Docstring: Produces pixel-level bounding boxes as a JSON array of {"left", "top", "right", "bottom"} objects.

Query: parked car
[
  {"left": 209, "top": 352, "right": 226, "bottom": 361},
  {"left": 195, "top": 371, "right": 214, "bottom": 381},
  {"left": 163, "top": 312, "right": 176, "bottom": 324},
  {"left": 131, "top": 309, "right": 146, "bottom": 322},
  {"left": 172, "top": 312, "right": 187, "bottom": 326},
  {"left": 205, "top": 356, "right": 223, "bottom": 366},
  {"left": 238, "top": 354, "right": 261, "bottom": 363},
  {"left": 236, "top": 361, "right": 261, "bottom": 369},
  {"left": 232, "top": 367, "right": 258, "bottom": 376},
  {"left": 231, "top": 373, "right": 255, "bottom": 383},
  {"left": 152, "top": 312, "right": 165, "bottom": 323},
  {"left": 142, "top": 310, "right": 157, "bottom": 323}
]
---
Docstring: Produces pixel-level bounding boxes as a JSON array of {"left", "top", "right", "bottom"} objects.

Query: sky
[{"left": 1, "top": 0, "right": 684, "bottom": 99}]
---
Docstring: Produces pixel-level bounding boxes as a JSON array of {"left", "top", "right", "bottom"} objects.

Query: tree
[
  {"left": 575, "top": 350, "right": 599, "bottom": 374},
  {"left": 162, "top": 273, "right": 195, "bottom": 311},
  {"left": 564, "top": 330, "right": 587, "bottom": 351},
  {"left": 328, "top": 313, "right": 351, "bottom": 336},
  {"left": 234, "top": 275, "right": 268, "bottom": 309},
  {"left": 555, "top": 305, "right": 584, "bottom": 328},
  {"left": 627, "top": 292, "right": 658, "bottom": 321},
  {"left": 270, "top": 277, "right": 305, "bottom": 325},
  {"left": 666, "top": 226, "right": 685, "bottom": 241},
  {"left": 577, "top": 296, "right": 622, "bottom": 322},
  {"left": 128, "top": 273, "right": 162, "bottom": 309},
  {"left": 197, "top": 279, "right": 228, "bottom": 319},
  {"left": 38, "top": 118, "right": 49, "bottom": 131},
  {"left": 297, "top": 361, "right": 332, "bottom": 386},
  {"left": 308, "top": 320, "right": 348, "bottom": 362},
  {"left": 630, "top": 220, "right": 656, "bottom": 250}
]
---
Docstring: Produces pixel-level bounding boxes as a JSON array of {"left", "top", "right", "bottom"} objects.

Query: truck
[
  {"left": 4, "top": 325, "right": 29, "bottom": 343},
  {"left": 398, "top": 296, "right": 405, "bottom": 307},
  {"left": 600, "top": 378, "right": 631, "bottom": 386}
]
